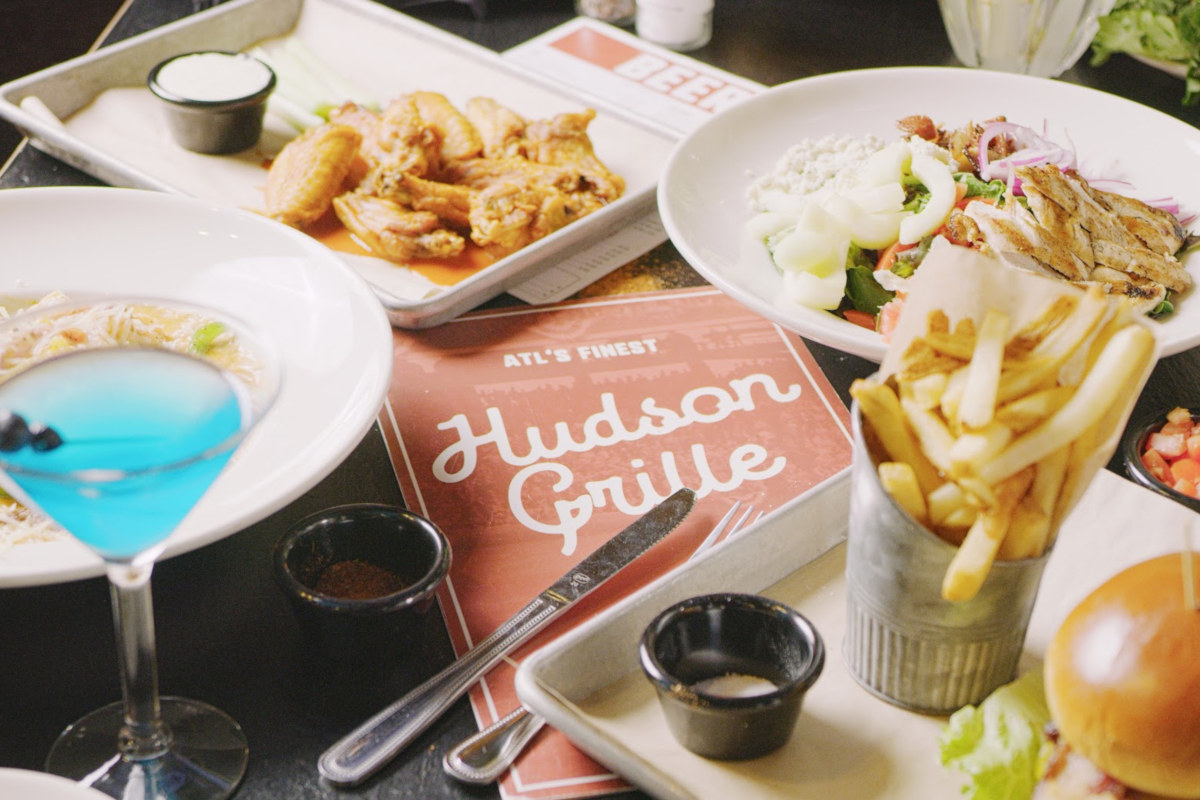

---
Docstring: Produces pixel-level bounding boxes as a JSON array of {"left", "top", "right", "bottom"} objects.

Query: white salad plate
[
  {"left": 0, "top": 769, "right": 110, "bottom": 800},
  {"left": 0, "top": 186, "right": 393, "bottom": 587},
  {"left": 659, "top": 66, "right": 1200, "bottom": 363}
]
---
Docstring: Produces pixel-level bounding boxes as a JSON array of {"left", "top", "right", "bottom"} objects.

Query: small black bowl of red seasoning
[
  {"left": 273, "top": 504, "right": 451, "bottom": 661},
  {"left": 1123, "top": 405, "right": 1200, "bottom": 514}
]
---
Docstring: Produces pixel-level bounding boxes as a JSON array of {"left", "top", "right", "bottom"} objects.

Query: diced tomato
[
  {"left": 1159, "top": 418, "right": 1194, "bottom": 437},
  {"left": 1147, "top": 431, "right": 1187, "bottom": 459},
  {"left": 842, "top": 309, "right": 876, "bottom": 331},
  {"left": 1142, "top": 449, "right": 1173, "bottom": 484},
  {"left": 1187, "top": 433, "right": 1200, "bottom": 461},
  {"left": 877, "top": 296, "right": 906, "bottom": 341},
  {"left": 950, "top": 181, "right": 971, "bottom": 210},
  {"left": 876, "top": 241, "right": 917, "bottom": 273},
  {"left": 1174, "top": 478, "right": 1198, "bottom": 498},
  {"left": 1167, "top": 406, "right": 1194, "bottom": 426},
  {"left": 1173, "top": 457, "right": 1200, "bottom": 484}
]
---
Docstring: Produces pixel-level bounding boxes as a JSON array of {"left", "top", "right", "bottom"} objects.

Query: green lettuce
[
  {"left": 1090, "top": 0, "right": 1200, "bottom": 104},
  {"left": 843, "top": 246, "right": 893, "bottom": 316},
  {"left": 938, "top": 670, "right": 1054, "bottom": 800}
]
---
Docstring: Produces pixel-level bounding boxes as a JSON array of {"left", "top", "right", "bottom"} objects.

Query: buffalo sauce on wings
[{"left": 263, "top": 92, "right": 625, "bottom": 284}]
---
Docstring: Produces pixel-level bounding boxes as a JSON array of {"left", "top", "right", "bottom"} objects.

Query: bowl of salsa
[{"left": 1123, "top": 405, "right": 1200, "bottom": 514}]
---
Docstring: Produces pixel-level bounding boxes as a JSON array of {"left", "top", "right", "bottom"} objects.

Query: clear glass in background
[
  {"left": 576, "top": 0, "right": 636, "bottom": 26},
  {"left": 0, "top": 298, "right": 281, "bottom": 800},
  {"left": 937, "top": 0, "right": 1117, "bottom": 77},
  {"left": 842, "top": 401, "right": 1051, "bottom": 714}
]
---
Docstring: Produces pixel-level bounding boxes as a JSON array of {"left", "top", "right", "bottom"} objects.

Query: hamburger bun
[{"left": 1044, "top": 552, "right": 1200, "bottom": 798}]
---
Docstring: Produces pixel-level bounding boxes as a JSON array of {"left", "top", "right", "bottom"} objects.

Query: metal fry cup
[{"left": 842, "top": 399, "right": 1051, "bottom": 714}]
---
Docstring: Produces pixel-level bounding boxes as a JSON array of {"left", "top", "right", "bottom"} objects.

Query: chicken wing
[
  {"left": 264, "top": 92, "right": 624, "bottom": 266},
  {"left": 468, "top": 182, "right": 570, "bottom": 256},
  {"left": 410, "top": 91, "right": 484, "bottom": 164},
  {"left": 465, "top": 97, "right": 527, "bottom": 159},
  {"left": 373, "top": 171, "right": 474, "bottom": 231},
  {"left": 523, "top": 110, "right": 624, "bottom": 203},
  {"left": 333, "top": 192, "right": 465, "bottom": 260},
  {"left": 340, "top": 96, "right": 444, "bottom": 182},
  {"left": 265, "top": 123, "right": 362, "bottom": 229},
  {"left": 441, "top": 156, "right": 582, "bottom": 194}
]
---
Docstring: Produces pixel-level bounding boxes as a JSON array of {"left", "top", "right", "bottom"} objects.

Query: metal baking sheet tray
[
  {"left": 0, "top": 0, "right": 673, "bottom": 328},
  {"left": 515, "top": 468, "right": 1199, "bottom": 799}
]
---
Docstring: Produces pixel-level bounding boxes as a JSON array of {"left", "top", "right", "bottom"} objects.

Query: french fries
[{"left": 852, "top": 284, "right": 1156, "bottom": 602}]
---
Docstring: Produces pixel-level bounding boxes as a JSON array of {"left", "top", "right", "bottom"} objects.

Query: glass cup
[
  {"left": 842, "top": 399, "right": 1051, "bottom": 714},
  {"left": 0, "top": 297, "right": 281, "bottom": 800},
  {"left": 936, "top": 0, "right": 1117, "bottom": 77}
]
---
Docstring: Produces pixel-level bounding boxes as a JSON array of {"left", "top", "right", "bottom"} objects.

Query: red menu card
[{"left": 380, "top": 287, "right": 852, "bottom": 799}]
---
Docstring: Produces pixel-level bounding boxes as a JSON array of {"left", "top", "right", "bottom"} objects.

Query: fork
[{"left": 441, "top": 501, "right": 760, "bottom": 785}]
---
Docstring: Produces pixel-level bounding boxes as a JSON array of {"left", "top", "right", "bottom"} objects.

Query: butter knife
[{"left": 318, "top": 487, "right": 697, "bottom": 786}]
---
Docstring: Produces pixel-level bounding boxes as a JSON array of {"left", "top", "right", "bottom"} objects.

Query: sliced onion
[{"left": 977, "top": 120, "right": 1078, "bottom": 189}]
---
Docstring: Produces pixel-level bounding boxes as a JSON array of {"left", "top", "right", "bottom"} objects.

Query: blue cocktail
[{"left": 0, "top": 298, "right": 281, "bottom": 800}]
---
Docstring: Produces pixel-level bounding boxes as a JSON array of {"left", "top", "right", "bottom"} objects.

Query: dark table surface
[{"left": 2, "top": 1, "right": 1199, "bottom": 798}]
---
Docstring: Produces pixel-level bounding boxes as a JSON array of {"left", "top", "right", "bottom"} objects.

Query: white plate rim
[
  {"left": 0, "top": 768, "right": 112, "bottom": 799},
  {"left": 0, "top": 186, "right": 394, "bottom": 587},
  {"left": 659, "top": 65, "right": 1200, "bottom": 363}
]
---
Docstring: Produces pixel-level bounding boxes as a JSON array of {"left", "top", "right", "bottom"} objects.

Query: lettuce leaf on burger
[{"left": 942, "top": 553, "right": 1200, "bottom": 800}]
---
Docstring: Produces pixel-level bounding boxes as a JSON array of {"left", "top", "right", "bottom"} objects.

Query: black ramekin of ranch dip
[{"left": 148, "top": 50, "right": 276, "bottom": 154}]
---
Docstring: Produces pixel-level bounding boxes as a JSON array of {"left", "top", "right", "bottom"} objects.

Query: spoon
[{"left": 441, "top": 705, "right": 546, "bottom": 784}]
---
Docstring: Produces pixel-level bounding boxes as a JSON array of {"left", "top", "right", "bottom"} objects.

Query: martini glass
[{"left": 0, "top": 297, "right": 282, "bottom": 800}]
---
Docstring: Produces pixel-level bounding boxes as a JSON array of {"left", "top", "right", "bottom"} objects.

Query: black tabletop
[{"left": 2, "top": 1, "right": 1199, "bottom": 799}]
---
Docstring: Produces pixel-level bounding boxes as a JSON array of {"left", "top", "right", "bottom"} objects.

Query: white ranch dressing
[
  {"left": 692, "top": 673, "right": 778, "bottom": 698},
  {"left": 155, "top": 52, "right": 272, "bottom": 102}
]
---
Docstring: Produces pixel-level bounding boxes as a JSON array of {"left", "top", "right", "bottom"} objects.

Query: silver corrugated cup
[{"left": 843, "top": 398, "right": 1051, "bottom": 714}]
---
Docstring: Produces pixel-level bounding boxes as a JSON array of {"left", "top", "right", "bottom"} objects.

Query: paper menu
[
  {"left": 504, "top": 17, "right": 765, "bottom": 140},
  {"left": 379, "top": 287, "right": 852, "bottom": 799}
]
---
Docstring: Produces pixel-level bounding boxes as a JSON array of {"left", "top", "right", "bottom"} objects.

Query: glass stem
[{"left": 107, "top": 561, "right": 173, "bottom": 761}]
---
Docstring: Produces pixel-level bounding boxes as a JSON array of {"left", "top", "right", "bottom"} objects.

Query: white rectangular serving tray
[
  {"left": 516, "top": 468, "right": 1200, "bottom": 799},
  {"left": 0, "top": 0, "right": 673, "bottom": 328}
]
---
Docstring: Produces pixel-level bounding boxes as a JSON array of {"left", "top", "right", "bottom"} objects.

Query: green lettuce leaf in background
[
  {"left": 1090, "top": 0, "right": 1200, "bottom": 104},
  {"left": 938, "top": 669, "right": 1054, "bottom": 800}
]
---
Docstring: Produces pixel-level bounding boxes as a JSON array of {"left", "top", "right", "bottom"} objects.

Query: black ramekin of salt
[
  {"left": 639, "top": 592, "right": 824, "bottom": 760},
  {"left": 273, "top": 504, "right": 451, "bottom": 661},
  {"left": 148, "top": 50, "right": 276, "bottom": 154}
]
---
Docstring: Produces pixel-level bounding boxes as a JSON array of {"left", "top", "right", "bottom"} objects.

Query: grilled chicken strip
[
  {"left": 1081, "top": 268, "right": 1169, "bottom": 313},
  {"left": 958, "top": 165, "right": 1191, "bottom": 302},
  {"left": 960, "top": 199, "right": 1091, "bottom": 282},
  {"left": 1020, "top": 164, "right": 1185, "bottom": 254},
  {"left": 265, "top": 123, "right": 362, "bottom": 229},
  {"left": 333, "top": 192, "right": 465, "bottom": 260},
  {"left": 1016, "top": 165, "right": 1190, "bottom": 292}
]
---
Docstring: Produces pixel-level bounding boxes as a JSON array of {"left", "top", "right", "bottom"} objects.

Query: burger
[
  {"left": 940, "top": 552, "right": 1200, "bottom": 800},
  {"left": 1038, "top": 552, "right": 1200, "bottom": 799}
]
